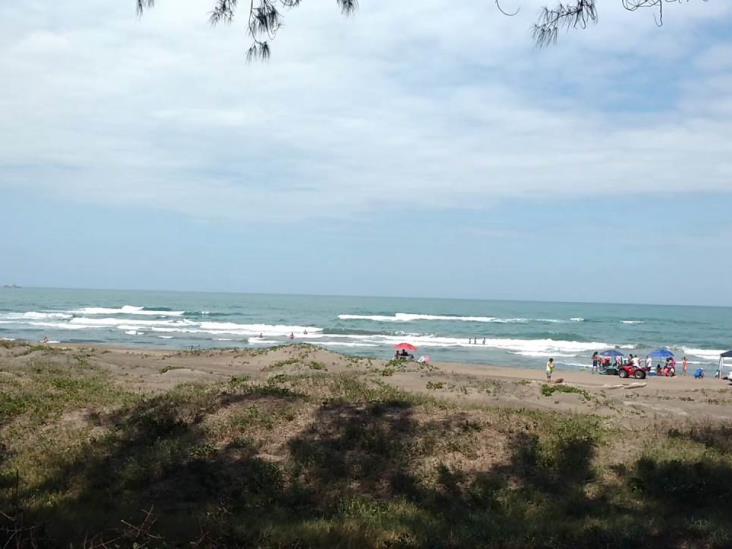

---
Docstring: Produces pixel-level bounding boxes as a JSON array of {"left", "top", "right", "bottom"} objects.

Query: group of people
[
  {"left": 590, "top": 351, "right": 689, "bottom": 377},
  {"left": 468, "top": 338, "right": 486, "bottom": 345}
]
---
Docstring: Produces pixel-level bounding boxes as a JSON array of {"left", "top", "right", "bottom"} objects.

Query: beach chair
[{"left": 694, "top": 368, "right": 704, "bottom": 380}]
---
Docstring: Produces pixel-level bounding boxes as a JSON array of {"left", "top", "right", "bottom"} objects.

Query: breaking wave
[
  {"left": 682, "top": 347, "right": 726, "bottom": 361},
  {"left": 338, "top": 313, "right": 582, "bottom": 324},
  {"left": 73, "top": 306, "right": 185, "bottom": 316},
  {"left": 0, "top": 312, "right": 73, "bottom": 320}
]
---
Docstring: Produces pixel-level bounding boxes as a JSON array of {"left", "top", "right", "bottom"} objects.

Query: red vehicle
[{"left": 618, "top": 363, "right": 647, "bottom": 379}]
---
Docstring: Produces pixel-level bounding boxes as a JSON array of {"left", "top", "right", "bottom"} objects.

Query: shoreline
[{"left": 8, "top": 338, "right": 727, "bottom": 388}]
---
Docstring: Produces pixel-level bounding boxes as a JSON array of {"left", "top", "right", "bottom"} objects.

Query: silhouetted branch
[
  {"left": 495, "top": 0, "right": 521, "bottom": 17},
  {"left": 136, "top": 0, "right": 154, "bottom": 17},
  {"left": 136, "top": 1, "right": 708, "bottom": 58},
  {"left": 533, "top": 0, "right": 708, "bottom": 46},
  {"left": 533, "top": 1, "right": 598, "bottom": 47}
]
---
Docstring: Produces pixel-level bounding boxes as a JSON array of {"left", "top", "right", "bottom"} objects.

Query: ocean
[{"left": 1, "top": 287, "right": 730, "bottom": 372}]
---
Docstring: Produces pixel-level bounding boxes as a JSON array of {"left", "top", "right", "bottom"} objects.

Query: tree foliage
[{"left": 137, "top": 1, "right": 707, "bottom": 59}]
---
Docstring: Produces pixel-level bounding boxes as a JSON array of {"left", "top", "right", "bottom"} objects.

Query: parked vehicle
[{"left": 618, "top": 363, "right": 647, "bottom": 379}]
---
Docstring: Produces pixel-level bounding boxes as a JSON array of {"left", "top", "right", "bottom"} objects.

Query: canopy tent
[
  {"left": 718, "top": 351, "right": 732, "bottom": 379},
  {"left": 649, "top": 348, "right": 674, "bottom": 361}
]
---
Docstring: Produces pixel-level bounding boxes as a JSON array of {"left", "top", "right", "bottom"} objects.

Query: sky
[{"left": 1, "top": 0, "right": 731, "bottom": 306}]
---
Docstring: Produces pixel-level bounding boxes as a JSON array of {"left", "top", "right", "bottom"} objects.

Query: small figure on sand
[
  {"left": 682, "top": 356, "right": 688, "bottom": 376},
  {"left": 546, "top": 358, "right": 555, "bottom": 381}
]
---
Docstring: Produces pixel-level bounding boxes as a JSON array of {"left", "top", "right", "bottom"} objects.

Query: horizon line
[{"left": 3, "top": 284, "right": 731, "bottom": 310}]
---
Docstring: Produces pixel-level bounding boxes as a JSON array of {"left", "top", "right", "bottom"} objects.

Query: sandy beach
[
  {"left": 3, "top": 341, "right": 730, "bottom": 424},
  {"left": 4, "top": 339, "right": 732, "bottom": 546}
]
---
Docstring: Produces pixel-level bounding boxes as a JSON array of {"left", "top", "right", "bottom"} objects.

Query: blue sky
[{"left": 1, "top": 1, "right": 731, "bottom": 305}]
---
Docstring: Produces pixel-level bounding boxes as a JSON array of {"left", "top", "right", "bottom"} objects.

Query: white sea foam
[
  {"left": 249, "top": 339, "right": 280, "bottom": 345},
  {"left": 324, "top": 333, "right": 609, "bottom": 355},
  {"left": 514, "top": 351, "right": 576, "bottom": 358},
  {"left": 199, "top": 322, "right": 322, "bottom": 337},
  {"left": 158, "top": 335, "right": 174, "bottom": 339},
  {"left": 70, "top": 317, "right": 195, "bottom": 328},
  {"left": 570, "top": 317, "right": 585, "bottom": 322},
  {"left": 73, "top": 305, "right": 184, "bottom": 316},
  {"left": 564, "top": 361, "right": 592, "bottom": 369},
  {"left": 27, "top": 321, "right": 87, "bottom": 330},
  {"left": 1, "top": 312, "right": 73, "bottom": 321},
  {"left": 309, "top": 341, "right": 379, "bottom": 348},
  {"left": 338, "top": 313, "right": 531, "bottom": 323},
  {"left": 338, "top": 313, "right": 580, "bottom": 324},
  {"left": 124, "top": 330, "right": 144, "bottom": 336},
  {"left": 0, "top": 337, "right": 15, "bottom": 341},
  {"left": 682, "top": 347, "right": 726, "bottom": 361},
  {"left": 621, "top": 320, "right": 644, "bottom": 325}
]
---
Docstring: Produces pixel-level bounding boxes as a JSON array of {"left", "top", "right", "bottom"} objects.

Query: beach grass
[{"left": 1, "top": 350, "right": 732, "bottom": 547}]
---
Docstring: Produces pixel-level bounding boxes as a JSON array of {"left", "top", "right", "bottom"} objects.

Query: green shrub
[{"left": 541, "top": 384, "right": 591, "bottom": 400}]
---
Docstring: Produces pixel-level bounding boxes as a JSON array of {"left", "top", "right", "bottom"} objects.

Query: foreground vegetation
[{"left": 1, "top": 346, "right": 732, "bottom": 547}]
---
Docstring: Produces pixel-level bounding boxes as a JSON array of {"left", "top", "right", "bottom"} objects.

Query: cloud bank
[{"left": 1, "top": 0, "right": 731, "bottom": 222}]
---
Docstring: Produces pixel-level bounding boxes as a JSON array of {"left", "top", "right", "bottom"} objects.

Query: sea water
[{"left": 1, "top": 287, "right": 730, "bottom": 372}]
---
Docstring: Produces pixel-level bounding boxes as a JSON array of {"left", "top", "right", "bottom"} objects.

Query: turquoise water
[{"left": 1, "top": 287, "right": 731, "bottom": 372}]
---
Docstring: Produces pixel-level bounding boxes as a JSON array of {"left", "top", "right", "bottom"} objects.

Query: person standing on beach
[
  {"left": 591, "top": 352, "right": 599, "bottom": 374},
  {"left": 646, "top": 355, "right": 652, "bottom": 372},
  {"left": 546, "top": 358, "right": 555, "bottom": 381},
  {"left": 683, "top": 357, "right": 689, "bottom": 376}
]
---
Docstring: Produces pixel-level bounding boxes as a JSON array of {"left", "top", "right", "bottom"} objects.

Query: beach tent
[
  {"left": 718, "top": 350, "right": 732, "bottom": 379},
  {"left": 650, "top": 348, "right": 674, "bottom": 361}
]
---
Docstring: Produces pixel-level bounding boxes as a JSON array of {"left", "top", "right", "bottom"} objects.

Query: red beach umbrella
[{"left": 394, "top": 343, "right": 417, "bottom": 352}]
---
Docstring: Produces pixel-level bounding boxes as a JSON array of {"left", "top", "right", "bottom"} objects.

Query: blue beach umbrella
[
  {"left": 649, "top": 348, "right": 674, "bottom": 360},
  {"left": 599, "top": 349, "right": 625, "bottom": 358}
]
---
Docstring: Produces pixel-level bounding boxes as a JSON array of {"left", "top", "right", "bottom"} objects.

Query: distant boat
[{"left": 1, "top": 284, "right": 21, "bottom": 289}]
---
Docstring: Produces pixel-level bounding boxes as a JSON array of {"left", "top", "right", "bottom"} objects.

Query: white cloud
[{"left": 0, "top": 0, "right": 731, "bottom": 222}]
